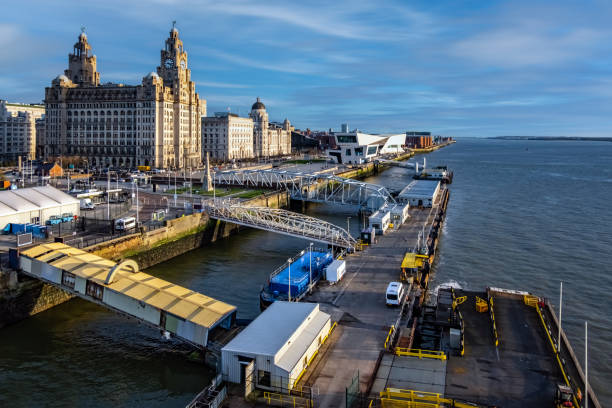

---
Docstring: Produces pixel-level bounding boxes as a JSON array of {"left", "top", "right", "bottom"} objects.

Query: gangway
[
  {"left": 203, "top": 199, "right": 357, "bottom": 250},
  {"left": 14, "top": 243, "right": 237, "bottom": 349},
  {"left": 213, "top": 169, "right": 395, "bottom": 211}
]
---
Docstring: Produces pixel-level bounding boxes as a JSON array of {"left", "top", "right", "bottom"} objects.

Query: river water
[{"left": 0, "top": 138, "right": 610, "bottom": 406}]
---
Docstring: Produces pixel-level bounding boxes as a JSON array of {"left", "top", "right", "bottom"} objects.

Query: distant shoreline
[{"left": 490, "top": 136, "right": 612, "bottom": 142}]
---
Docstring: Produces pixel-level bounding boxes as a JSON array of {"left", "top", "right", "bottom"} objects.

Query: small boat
[{"left": 260, "top": 247, "right": 334, "bottom": 310}]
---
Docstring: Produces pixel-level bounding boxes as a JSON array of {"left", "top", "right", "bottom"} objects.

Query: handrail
[
  {"left": 394, "top": 348, "right": 447, "bottom": 360},
  {"left": 535, "top": 304, "right": 580, "bottom": 408},
  {"left": 383, "top": 325, "right": 395, "bottom": 350}
]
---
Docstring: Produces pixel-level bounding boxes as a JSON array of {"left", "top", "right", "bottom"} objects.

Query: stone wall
[{"left": 0, "top": 272, "right": 73, "bottom": 328}]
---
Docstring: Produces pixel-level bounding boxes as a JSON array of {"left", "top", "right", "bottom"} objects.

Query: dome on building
[
  {"left": 251, "top": 97, "right": 266, "bottom": 110},
  {"left": 145, "top": 72, "right": 159, "bottom": 79},
  {"left": 55, "top": 74, "right": 70, "bottom": 82}
]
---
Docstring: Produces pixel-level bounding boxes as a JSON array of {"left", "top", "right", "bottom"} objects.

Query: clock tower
[{"left": 157, "top": 23, "right": 189, "bottom": 85}]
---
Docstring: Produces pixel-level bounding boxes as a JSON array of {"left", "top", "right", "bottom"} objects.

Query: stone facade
[
  {"left": 202, "top": 113, "right": 254, "bottom": 161},
  {"left": 0, "top": 100, "right": 45, "bottom": 163},
  {"left": 44, "top": 27, "right": 205, "bottom": 170},
  {"left": 249, "top": 98, "right": 291, "bottom": 157}
]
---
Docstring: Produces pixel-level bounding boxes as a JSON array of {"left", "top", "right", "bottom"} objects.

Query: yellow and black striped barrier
[{"left": 488, "top": 295, "right": 499, "bottom": 348}]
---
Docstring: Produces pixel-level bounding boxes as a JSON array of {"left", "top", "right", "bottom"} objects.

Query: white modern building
[
  {"left": 221, "top": 302, "right": 331, "bottom": 392},
  {"left": 397, "top": 180, "right": 441, "bottom": 207},
  {"left": 202, "top": 113, "right": 254, "bottom": 161},
  {"left": 0, "top": 100, "right": 45, "bottom": 163},
  {"left": 328, "top": 131, "right": 405, "bottom": 164},
  {"left": 0, "top": 186, "right": 80, "bottom": 228}
]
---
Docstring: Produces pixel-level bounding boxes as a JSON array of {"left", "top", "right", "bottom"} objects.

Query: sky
[{"left": 2, "top": 0, "right": 612, "bottom": 137}]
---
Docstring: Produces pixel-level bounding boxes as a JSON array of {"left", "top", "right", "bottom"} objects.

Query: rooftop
[
  {"left": 0, "top": 186, "right": 79, "bottom": 217},
  {"left": 21, "top": 243, "right": 236, "bottom": 330},
  {"left": 222, "top": 301, "right": 326, "bottom": 358},
  {"left": 398, "top": 180, "right": 440, "bottom": 199}
]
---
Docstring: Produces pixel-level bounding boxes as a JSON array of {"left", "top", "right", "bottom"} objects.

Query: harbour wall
[{"left": 0, "top": 190, "right": 289, "bottom": 326}]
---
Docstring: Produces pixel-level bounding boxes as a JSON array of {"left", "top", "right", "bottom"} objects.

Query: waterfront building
[
  {"left": 201, "top": 113, "right": 254, "bottom": 161},
  {"left": 0, "top": 100, "right": 45, "bottom": 163},
  {"left": 405, "top": 131, "right": 433, "bottom": 148},
  {"left": 221, "top": 301, "right": 331, "bottom": 391},
  {"left": 397, "top": 180, "right": 441, "bottom": 207},
  {"left": 249, "top": 98, "right": 291, "bottom": 157},
  {"left": 328, "top": 131, "right": 405, "bottom": 164},
  {"left": 44, "top": 27, "right": 205, "bottom": 169}
]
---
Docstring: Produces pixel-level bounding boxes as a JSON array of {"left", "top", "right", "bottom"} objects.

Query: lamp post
[
  {"left": 347, "top": 216, "right": 351, "bottom": 236},
  {"left": 107, "top": 171, "right": 110, "bottom": 219},
  {"left": 287, "top": 258, "right": 292, "bottom": 302}
]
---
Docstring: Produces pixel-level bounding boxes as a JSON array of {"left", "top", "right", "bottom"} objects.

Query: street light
[
  {"left": 347, "top": 216, "right": 351, "bottom": 236},
  {"left": 287, "top": 258, "right": 292, "bottom": 302}
]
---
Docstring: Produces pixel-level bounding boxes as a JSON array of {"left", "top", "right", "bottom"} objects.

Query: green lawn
[{"left": 166, "top": 187, "right": 259, "bottom": 197}]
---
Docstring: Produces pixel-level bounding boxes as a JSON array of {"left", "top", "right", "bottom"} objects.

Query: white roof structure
[
  {"left": 223, "top": 302, "right": 330, "bottom": 368},
  {"left": 398, "top": 180, "right": 440, "bottom": 199},
  {"left": 0, "top": 186, "right": 79, "bottom": 216}
]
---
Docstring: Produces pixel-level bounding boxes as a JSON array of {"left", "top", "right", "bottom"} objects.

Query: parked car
[
  {"left": 61, "top": 213, "right": 74, "bottom": 223},
  {"left": 46, "top": 215, "right": 62, "bottom": 225}
]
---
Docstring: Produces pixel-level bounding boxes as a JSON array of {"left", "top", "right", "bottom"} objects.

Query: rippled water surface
[{"left": 0, "top": 138, "right": 610, "bottom": 406}]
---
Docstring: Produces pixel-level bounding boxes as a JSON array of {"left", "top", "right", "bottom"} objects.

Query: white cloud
[{"left": 451, "top": 26, "right": 602, "bottom": 68}]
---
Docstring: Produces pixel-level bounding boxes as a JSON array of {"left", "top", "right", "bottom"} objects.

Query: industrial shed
[
  {"left": 222, "top": 302, "right": 331, "bottom": 392},
  {"left": 17, "top": 243, "right": 236, "bottom": 348},
  {"left": 0, "top": 186, "right": 79, "bottom": 228},
  {"left": 397, "top": 180, "right": 441, "bottom": 207}
]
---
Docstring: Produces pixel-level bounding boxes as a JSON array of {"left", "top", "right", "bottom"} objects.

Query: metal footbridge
[
  {"left": 214, "top": 169, "right": 395, "bottom": 211},
  {"left": 203, "top": 199, "right": 357, "bottom": 250}
]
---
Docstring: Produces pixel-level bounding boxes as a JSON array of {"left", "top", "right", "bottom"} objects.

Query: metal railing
[
  {"left": 203, "top": 198, "right": 357, "bottom": 250},
  {"left": 214, "top": 169, "right": 395, "bottom": 211},
  {"left": 394, "top": 348, "right": 447, "bottom": 360}
]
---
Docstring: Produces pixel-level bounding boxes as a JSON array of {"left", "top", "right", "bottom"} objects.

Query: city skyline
[{"left": 2, "top": 0, "right": 612, "bottom": 136}]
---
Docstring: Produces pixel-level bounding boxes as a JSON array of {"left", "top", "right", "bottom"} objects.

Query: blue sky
[{"left": 2, "top": 0, "right": 612, "bottom": 137}]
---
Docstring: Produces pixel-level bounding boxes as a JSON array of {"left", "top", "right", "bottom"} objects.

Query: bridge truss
[
  {"left": 203, "top": 199, "right": 357, "bottom": 250},
  {"left": 214, "top": 169, "right": 395, "bottom": 211}
]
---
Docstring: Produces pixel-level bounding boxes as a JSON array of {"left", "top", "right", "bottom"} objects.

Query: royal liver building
[{"left": 44, "top": 26, "right": 205, "bottom": 169}]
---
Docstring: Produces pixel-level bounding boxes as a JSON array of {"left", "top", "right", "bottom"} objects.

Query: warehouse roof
[
  {"left": 0, "top": 186, "right": 79, "bottom": 215},
  {"left": 21, "top": 243, "right": 236, "bottom": 330},
  {"left": 398, "top": 180, "right": 440, "bottom": 199},
  {"left": 222, "top": 302, "right": 329, "bottom": 358}
]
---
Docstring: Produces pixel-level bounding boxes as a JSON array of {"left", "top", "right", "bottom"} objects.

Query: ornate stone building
[
  {"left": 0, "top": 100, "right": 45, "bottom": 163},
  {"left": 202, "top": 113, "right": 254, "bottom": 161},
  {"left": 249, "top": 98, "right": 291, "bottom": 157},
  {"left": 44, "top": 27, "right": 205, "bottom": 169}
]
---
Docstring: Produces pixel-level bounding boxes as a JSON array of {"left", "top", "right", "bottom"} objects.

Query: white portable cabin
[
  {"left": 397, "top": 180, "right": 441, "bottom": 208},
  {"left": 222, "top": 302, "right": 331, "bottom": 392},
  {"left": 325, "top": 259, "right": 346, "bottom": 283},
  {"left": 390, "top": 203, "right": 410, "bottom": 228},
  {"left": 368, "top": 208, "right": 391, "bottom": 235}
]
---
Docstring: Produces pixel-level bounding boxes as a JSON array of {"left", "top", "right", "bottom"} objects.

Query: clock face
[
  {"left": 164, "top": 58, "right": 174, "bottom": 68},
  {"left": 180, "top": 60, "right": 186, "bottom": 69}
]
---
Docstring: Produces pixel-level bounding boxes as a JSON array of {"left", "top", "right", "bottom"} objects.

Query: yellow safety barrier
[
  {"left": 384, "top": 325, "right": 395, "bottom": 350},
  {"left": 321, "top": 321, "right": 337, "bottom": 344},
  {"left": 488, "top": 296, "right": 499, "bottom": 347},
  {"left": 394, "top": 348, "right": 447, "bottom": 360},
  {"left": 534, "top": 304, "right": 580, "bottom": 408},
  {"left": 379, "top": 388, "right": 478, "bottom": 408},
  {"left": 263, "top": 391, "right": 312, "bottom": 408}
]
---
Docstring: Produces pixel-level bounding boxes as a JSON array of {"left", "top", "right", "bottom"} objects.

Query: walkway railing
[
  {"left": 214, "top": 169, "right": 395, "bottom": 211},
  {"left": 203, "top": 199, "right": 357, "bottom": 250},
  {"left": 394, "top": 348, "right": 447, "bottom": 360}
]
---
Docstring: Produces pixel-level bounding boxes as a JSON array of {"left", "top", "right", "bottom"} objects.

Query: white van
[
  {"left": 115, "top": 217, "right": 136, "bottom": 231},
  {"left": 80, "top": 198, "right": 95, "bottom": 210},
  {"left": 386, "top": 282, "right": 405, "bottom": 306}
]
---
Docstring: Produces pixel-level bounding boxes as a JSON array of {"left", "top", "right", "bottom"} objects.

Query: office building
[
  {"left": 202, "top": 113, "right": 254, "bottom": 161},
  {"left": 0, "top": 100, "right": 45, "bottom": 163}
]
